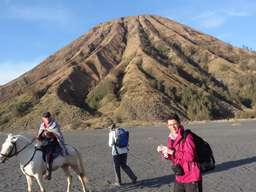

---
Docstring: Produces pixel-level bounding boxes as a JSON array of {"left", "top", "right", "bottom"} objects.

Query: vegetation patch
[
  {"left": 12, "top": 101, "right": 33, "bottom": 117},
  {"left": 86, "top": 79, "right": 117, "bottom": 110}
]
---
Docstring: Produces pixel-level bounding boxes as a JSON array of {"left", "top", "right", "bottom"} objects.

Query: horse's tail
[
  {"left": 70, "top": 146, "right": 84, "bottom": 175},
  {"left": 74, "top": 147, "right": 90, "bottom": 189},
  {"left": 73, "top": 147, "right": 88, "bottom": 179},
  {"left": 77, "top": 150, "right": 86, "bottom": 176}
]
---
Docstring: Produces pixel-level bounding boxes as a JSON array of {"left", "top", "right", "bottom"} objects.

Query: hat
[{"left": 42, "top": 112, "right": 51, "bottom": 118}]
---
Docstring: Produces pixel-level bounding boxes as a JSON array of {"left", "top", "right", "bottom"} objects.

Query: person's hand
[
  {"left": 162, "top": 147, "right": 174, "bottom": 158},
  {"left": 45, "top": 131, "right": 55, "bottom": 138},
  {"left": 161, "top": 146, "right": 168, "bottom": 156},
  {"left": 162, "top": 146, "right": 167, "bottom": 153},
  {"left": 35, "top": 136, "right": 41, "bottom": 140},
  {"left": 157, "top": 145, "right": 163, "bottom": 152},
  {"left": 157, "top": 145, "right": 168, "bottom": 152},
  {"left": 166, "top": 149, "right": 174, "bottom": 155},
  {"left": 157, "top": 145, "right": 167, "bottom": 152}
]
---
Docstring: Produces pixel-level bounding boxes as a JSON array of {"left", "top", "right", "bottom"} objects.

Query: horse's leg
[
  {"left": 71, "top": 165, "right": 89, "bottom": 192},
  {"left": 34, "top": 174, "right": 46, "bottom": 192},
  {"left": 62, "top": 165, "right": 72, "bottom": 192},
  {"left": 25, "top": 175, "right": 33, "bottom": 192},
  {"left": 78, "top": 174, "right": 89, "bottom": 192}
]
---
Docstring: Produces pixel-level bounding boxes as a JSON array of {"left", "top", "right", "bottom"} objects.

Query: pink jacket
[{"left": 166, "top": 126, "right": 202, "bottom": 183}]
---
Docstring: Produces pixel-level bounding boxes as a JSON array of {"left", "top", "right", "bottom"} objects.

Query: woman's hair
[
  {"left": 167, "top": 113, "right": 180, "bottom": 124},
  {"left": 42, "top": 111, "right": 51, "bottom": 118},
  {"left": 109, "top": 123, "right": 116, "bottom": 130}
]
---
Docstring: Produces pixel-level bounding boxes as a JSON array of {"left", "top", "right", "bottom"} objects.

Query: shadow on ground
[
  {"left": 212, "top": 156, "right": 256, "bottom": 173},
  {"left": 104, "top": 156, "right": 256, "bottom": 192},
  {"left": 103, "top": 174, "right": 174, "bottom": 192}
]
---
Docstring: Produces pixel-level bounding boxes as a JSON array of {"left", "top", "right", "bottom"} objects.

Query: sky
[{"left": 0, "top": 0, "right": 256, "bottom": 85}]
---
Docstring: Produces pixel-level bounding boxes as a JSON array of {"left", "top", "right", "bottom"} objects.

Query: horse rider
[{"left": 36, "top": 112, "right": 68, "bottom": 180}]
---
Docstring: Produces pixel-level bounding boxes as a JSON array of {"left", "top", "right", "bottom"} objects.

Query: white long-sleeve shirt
[{"left": 108, "top": 130, "right": 128, "bottom": 156}]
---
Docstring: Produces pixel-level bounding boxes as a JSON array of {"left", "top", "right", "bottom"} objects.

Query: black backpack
[{"left": 183, "top": 129, "right": 215, "bottom": 172}]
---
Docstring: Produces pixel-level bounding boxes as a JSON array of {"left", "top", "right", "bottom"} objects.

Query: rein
[
  {"left": 0, "top": 138, "right": 36, "bottom": 162},
  {"left": 22, "top": 147, "right": 43, "bottom": 177},
  {"left": 0, "top": 137, "right": 43, "bottom": 176}
]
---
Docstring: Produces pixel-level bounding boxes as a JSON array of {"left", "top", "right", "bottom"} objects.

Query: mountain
[{"left": 1, "top": 15, "right": 256, "bottom": 131}]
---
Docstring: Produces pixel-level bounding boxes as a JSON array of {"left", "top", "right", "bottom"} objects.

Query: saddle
[
  {"left": 38, "top": 138, "right": 63, "bottom": 162},
  {"left": 42, "top": 146, "right": 63, "bottom": 162}
]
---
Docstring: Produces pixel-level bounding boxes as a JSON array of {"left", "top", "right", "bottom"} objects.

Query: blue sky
[{"left": 0, "top": 0, "right": 256, "bottom": 85}]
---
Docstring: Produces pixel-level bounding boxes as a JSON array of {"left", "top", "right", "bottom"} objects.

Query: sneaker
[
  {"left": 132, "top": 177, "right": 137, "bottom": 184},
  {"left": 113, "top": 182, "right": 121, "bottom": 187}
]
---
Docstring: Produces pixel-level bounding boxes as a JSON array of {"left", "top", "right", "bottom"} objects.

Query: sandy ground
[{"left": 1, "top": 119, "right": 256, "bottom": 192}]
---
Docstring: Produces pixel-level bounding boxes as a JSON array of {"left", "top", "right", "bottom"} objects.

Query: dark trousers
[
  {"left": 113, "top": 153, "right": 137, "bottom": 184},
  {"left": 42, "top": 139, "right": 59, "bottom": 178},
  {"left": 174, "top": 181, "right": 203, "bottom": 192}
]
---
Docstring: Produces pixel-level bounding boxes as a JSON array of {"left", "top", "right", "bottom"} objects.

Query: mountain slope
[{"left": 1, "top": 15, "right": 256, "bottom": 131}]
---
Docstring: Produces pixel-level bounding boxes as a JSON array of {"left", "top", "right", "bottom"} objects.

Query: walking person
[
  {"left": 108, "top": 123, "right": 137, "bottom": 186},
  {"left": 157, "top": 114, "right": 203, "bottom": 192}
]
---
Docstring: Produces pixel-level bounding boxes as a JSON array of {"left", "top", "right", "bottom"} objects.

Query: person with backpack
[
  {"left": 108, "top": 123, "right": 137, "bottom": 186},
  {"left": 157, "top": 114, "right": 203, "bottom": 192}
]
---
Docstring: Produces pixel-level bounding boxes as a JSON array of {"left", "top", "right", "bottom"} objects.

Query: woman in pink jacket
[{"left": 157, "top": 114, "right": 202, "bottom": 192}]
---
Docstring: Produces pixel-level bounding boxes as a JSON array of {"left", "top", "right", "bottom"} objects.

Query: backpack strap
[
  {"left": 113, "top": 129, "right": 120, "bottom": 155},
  {"left": 182, "top": 129, "right": 200, "bottom": 163},
  {"left": 182, "top": 129, "right": 191, "bottom": 140},
  {"left": 114, "top": 144, "right": 119, "bottom": 155}
]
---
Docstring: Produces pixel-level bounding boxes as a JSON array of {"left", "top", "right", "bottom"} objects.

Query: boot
[
  {"left": 44, "top": 154, "right": 53, "bottom": 180},
  {"left": 44, "top": 166, "right": 52, "bottom": 180}
]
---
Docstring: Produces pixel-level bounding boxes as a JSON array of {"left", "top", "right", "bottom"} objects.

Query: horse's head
[{"left": 0, "top": 134, "right": 18, "bottom": 163}]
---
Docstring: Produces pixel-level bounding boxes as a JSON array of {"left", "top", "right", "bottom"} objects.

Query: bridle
[{"left": 0, "top": 138, "right": 35, "bottom": 163}]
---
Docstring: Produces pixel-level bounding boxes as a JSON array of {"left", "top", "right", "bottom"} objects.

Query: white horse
[{"left": 0, "top": 134, "right": 90, "bottom": 192}]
